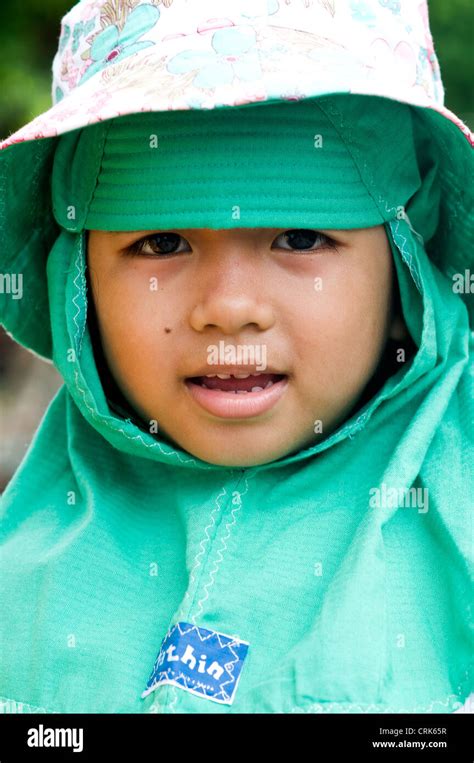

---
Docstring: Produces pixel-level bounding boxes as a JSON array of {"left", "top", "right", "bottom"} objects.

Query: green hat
[{"left": 51, "top": 95, "right": 431, "bottom": 234}]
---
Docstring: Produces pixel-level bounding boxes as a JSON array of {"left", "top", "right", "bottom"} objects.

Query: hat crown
[{"left": 51, "top": 0, "right": 443, "bottom": 112}]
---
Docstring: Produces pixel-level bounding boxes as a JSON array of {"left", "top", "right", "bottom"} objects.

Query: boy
[{"left": 0, "top": 0, "right": 472, "bottom": 714}]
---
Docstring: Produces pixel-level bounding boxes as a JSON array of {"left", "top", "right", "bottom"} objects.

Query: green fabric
[
  {"left": 51, "top": 95, "right": 425, "bottom": 233},
  {"left": 0, "top": 95, "right": 473, "bottom": 714}
]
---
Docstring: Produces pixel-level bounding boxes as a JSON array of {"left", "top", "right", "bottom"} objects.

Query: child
[{"left": 0, "top": 0, "right": 472, "bottom": 714}]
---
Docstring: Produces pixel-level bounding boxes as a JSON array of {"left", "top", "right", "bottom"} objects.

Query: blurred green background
[{"left": 0, "top": 0, "right": 472, "bottom": 139}]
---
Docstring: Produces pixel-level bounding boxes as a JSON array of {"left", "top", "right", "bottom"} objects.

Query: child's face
[{"left": 87, "top": 226, "right": 405, "bottom": 466}]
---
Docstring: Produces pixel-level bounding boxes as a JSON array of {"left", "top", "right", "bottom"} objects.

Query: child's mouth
[
  {"left": 188, "top": 372, "right": 284, "bottom": 392},
  {"left": 184, "top": 373, "right": 289, "bottom": 418}
]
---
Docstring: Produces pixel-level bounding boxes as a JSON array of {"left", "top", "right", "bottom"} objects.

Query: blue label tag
[{"left": 141, "top": 621, "right": 250, "bottom": 705}]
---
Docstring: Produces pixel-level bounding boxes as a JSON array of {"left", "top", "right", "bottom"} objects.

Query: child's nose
[{"left": 188, "top": 291, "right": 275, "bottom": 335}]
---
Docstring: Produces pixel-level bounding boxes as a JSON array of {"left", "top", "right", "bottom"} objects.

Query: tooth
[
  {"left": 236, "top": 390, "right": 248, "bottom": 394},
  {"left": 234, "top": 373, "right": 250, "bottom": 379},
  {"left": 205, "top": 374, "right": 217, "bottom": 378},
  {"left": 251, "top": 386, "right": 264, "bottom": 392},
  {"left": 264, "top": 380, "right": 274, "bottom": 389},
  {"left": 216, "top": 373, "right": 231, "bottom": 379}
]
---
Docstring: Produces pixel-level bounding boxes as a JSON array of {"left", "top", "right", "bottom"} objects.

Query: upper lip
[{"left": 185, "top": 366, "right": 287, "bottom": 378}]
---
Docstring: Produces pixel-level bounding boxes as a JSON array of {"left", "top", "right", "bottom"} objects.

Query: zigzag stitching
[
  {"left": 71, "top": 367, "right": 207, "bottom": 465},
  {"left": 152, "top": 671, "right": 229, "bottom": 701},
  {"left": 193, "top": 472, "right": 253, "bottom": 622},
  {"left": 291, "top": 691, "right": 472, "bottom": 715},
  {"left": 71, "top": 233, "right": 86, "bottom": 353},
  {"left": 171, "top": 487, "right": 227, "bottom": 629},
  {"left": 382, "top": 201, "right": 423, "bottom": 292},
  {"left": 167, "top": 475, "right": 253, "bottom": 713}
]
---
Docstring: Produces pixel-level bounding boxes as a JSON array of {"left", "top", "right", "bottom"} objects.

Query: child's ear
[{"left": 389, "top": 312, "right": 409, "bottom": 342}]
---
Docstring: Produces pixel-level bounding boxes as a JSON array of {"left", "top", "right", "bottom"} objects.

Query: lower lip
[{"left": 184, "top": 376, "right": 289, "bottom": 419}]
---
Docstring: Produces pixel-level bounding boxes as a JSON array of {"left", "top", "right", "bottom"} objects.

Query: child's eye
[
  {"left": 128, "top": 232, "right": 190, "bottom": 257},
  {"left": 126, "top": 229, "right": 337, "bottom": 258},
  {"left": 272, "top": 230, "right": 338, "bottom": 252}
]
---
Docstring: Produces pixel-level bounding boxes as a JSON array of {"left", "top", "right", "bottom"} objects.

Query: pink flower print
[
  {"left": 231, "top": 93, "right": 269, "bottom": 107},
  {"left": 369, "top": 38, "right": 417, "bottom": 89},
  {"left": 418, "top": 1, "right": 435, "bottom": 53},
  {"left": 60, "top": 50, "right": 79, "bottom": 90},
  {"left": 84, "top": 89, "right": 115, "bottom": 117},
  {"left": 54, "top": 103, "right": 81, "bottom": 123},
  {"left": 417, "top": 0, "right": 440, "bottom": 84},
  {"left": 32, "top": 128, "right": 58, "bottom": 140}
]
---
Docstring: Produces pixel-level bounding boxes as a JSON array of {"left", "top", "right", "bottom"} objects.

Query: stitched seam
[
  {"left": 164, "top": 487, "right": 231, "bottom": 713},
  {"left": 388, "top": 216, "right": 422, "bottom": 292},
  {"left": 72, "top": 231, "right": 87, "bottom": 354},
  {"left": 290, "top": 666, "right": 473, "bottom": 714},
  {"left": 165, "top": 471, "right": 256, "bottom": 713},
  {"left": 192, "top": 472, "right": 254, "bottom": 624},
  {"left": 176, "top": 486, "right": 228, "bottom": 625},
  {"left": 81, "top": 120, "right": 114, "bottom": 227},
  {"left": 149, "top": 486, "right": 229, "bottom": 714},
  {"left": 316, "top": 97, "right": 385, "bottom": 221},
  {"left": 290, "top": 691, "right": 472, "bottom": 714},
  {"left": 72, "top": 366, "right": 210, "bottom": 464}
]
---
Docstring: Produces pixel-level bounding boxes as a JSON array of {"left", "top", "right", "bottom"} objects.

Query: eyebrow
[
  {"left": 101, "top": 227, "right": 348, "bottom": 239},
  {"left": 101, "top": 230, "right": 155, "bottom": 241},
  {"left": 104, "top": 228, "right": 283, "bottom": 237}
]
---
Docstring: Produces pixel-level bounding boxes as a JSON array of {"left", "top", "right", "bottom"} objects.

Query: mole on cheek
[{"left": 164, "top": 327, "right": 172, "bottom": 333}]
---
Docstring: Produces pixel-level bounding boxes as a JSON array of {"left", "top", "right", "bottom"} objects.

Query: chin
[{"left": 181, "top": 439, "right": 294, "bottom": 468}]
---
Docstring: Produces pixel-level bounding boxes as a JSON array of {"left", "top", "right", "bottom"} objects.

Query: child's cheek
[
  {"left": 98, "top": 260, "right": 169, "bottom": 326},
  {"left": 293, "top": 261, "right": 392, "bottom": 403},
  {"left": 91, "top": 265, "right": 175, "bottom": 390}
]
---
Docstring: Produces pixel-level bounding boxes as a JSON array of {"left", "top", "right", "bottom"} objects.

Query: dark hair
[
  {"left": 347, "top": 267, "right": 417, "bottom": 415},
  {"left": 85, "top": 262, "right": 145, "bottom": 424}
]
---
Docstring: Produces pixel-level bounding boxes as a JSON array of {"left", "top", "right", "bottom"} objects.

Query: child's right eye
[{"left": 127, "top": 232, "right": 190, "bottom": 257}]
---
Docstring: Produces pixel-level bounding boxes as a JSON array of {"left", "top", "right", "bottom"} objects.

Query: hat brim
[{"left": 2, "top": 25, "right": 473, "bottom": 148}]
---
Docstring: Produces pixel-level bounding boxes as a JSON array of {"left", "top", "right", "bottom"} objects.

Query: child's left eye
[
  {"left": 126, "top": 229, "right": 337, "bottom": 257},
  {"left": 272, "top": 230, "right": 337, "bottom": 252}
]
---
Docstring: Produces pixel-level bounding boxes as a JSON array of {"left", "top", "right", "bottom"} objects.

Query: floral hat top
[{"left": 1, "top": 0, "right": 472, "bottom": 145}]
